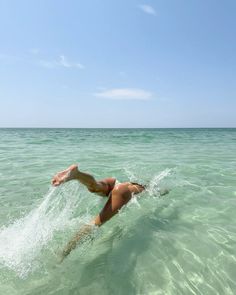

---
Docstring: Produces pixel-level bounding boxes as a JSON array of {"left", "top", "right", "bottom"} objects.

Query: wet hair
[{"left": 130, "top": 182, "right": 147, "bottom": 190}]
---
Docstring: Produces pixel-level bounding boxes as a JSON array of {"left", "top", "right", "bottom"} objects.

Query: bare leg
[
  {"left": 61, "top": 223, "right": 94, "bottom": 260},
  {"left": 52, "top": 164, "right": 97, "bottom": 187},
  {"left": 60, "top": 183, "right": 133, "bottom": 260},
  {"left": 94, "top": 183, "right": 133, "bottom": 225},
  {"left": 51, "top": 164, "right": 115, "bottom": 196}
]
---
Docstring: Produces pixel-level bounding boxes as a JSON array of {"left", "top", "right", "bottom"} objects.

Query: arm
[
  {"left": 60, "top": 185, "right": 132, "bottom": 261},
  {"left": 60, "top": 222, "right": 96, "bottom": 261},
  {"left": 60, "top": 213, "right": 103, "bottom": 261}
]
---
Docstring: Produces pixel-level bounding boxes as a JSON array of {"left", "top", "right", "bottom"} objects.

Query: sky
[{"left": 0, "top": 0, "right": 235, "bottom": 128}]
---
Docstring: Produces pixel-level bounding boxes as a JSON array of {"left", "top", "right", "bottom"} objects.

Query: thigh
[
  {"left": 98, "top": 177, "right": 116, "bottom": 191},
  {"left": 94, "top": 185, "right": 132, "bottom": 225},
  {"left": 87, "top": 178, "right": 116, "bottom": 196}
]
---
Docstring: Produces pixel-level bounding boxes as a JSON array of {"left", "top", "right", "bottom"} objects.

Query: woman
[{"left": 52, "top": 164, "right": 146, "bottom": 259}]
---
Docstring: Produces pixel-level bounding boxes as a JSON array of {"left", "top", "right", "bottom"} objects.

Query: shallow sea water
[{"left": 0, "top": 128, "right": 235, "bottom": 295}]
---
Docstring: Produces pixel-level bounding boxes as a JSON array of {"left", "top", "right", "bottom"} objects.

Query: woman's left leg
[
  {"left": 61, "top": 183, "right": 132, "bottom": 260},
  {"left": 93, "top": 183, "right": 132, "bottom": 226}
]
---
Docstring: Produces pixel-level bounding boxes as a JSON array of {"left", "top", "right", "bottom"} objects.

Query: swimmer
[{"left": 52, "top": 164, "right": 167, "bottom": 260}]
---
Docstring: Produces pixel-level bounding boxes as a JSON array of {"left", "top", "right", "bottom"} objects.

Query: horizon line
[{"left": 0, "top": 127, "right": 235, "bottom": 129}]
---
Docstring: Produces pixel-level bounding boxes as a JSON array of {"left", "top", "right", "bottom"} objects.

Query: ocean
[{"left": 0, "top": 128, "right": 235, "bottom": 295}]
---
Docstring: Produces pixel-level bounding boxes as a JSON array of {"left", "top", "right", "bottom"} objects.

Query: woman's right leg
[
  {"left": 52, "top": 164, "right": 117, "bottom": 197},
  {"left": 52, "top": 164, "right": 101, "bottom": 191}
]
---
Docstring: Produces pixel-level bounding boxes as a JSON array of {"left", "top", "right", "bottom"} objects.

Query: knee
[{"left": 87, "top": 183, "right": 99, "bottom": 193}]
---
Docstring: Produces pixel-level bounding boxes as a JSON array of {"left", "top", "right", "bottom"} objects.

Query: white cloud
[
  {"left": 94, "top": 88, "right": 152, "bottom": 100},
  {"left": 59, "top": 55, "right": 84, "bottom": 69},
  {"left": 138, "top": 4, "right": 156, "bottom": 15},
  {"left": 39, "top": 55, "right": 84, "bottom": 69},
  {"left": 59, "top": 55, "right": 71, "bottom": 67}
]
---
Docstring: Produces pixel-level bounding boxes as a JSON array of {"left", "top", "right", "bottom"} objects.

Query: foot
[{"left": 51, "top": 164, "right": 79, "bottom": 186}]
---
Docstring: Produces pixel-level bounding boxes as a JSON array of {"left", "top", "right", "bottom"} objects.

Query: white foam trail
[
  {"left": 0, "top": 183, "right": 83, "bottom": 277},
  {"left": 147, "top": 168, "right": 172, "bottom": 196},
  {"left": 123, "top": 167, "right": 137, "bottom": 181}
]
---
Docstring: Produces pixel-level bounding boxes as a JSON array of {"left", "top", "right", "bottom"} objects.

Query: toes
[
  {"left": 51, "top": 168, "right": 72, "bottom": 187},
  {"left": 53, "top": 181, "right": 60, "bottom": 187},
  {"left": 52, "top": 177, "right": 59, "bottom": 186}
]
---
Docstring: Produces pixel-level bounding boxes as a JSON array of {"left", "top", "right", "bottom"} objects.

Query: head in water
[{"left": 130, "top": 182, "right": 146, "bottom": 194}]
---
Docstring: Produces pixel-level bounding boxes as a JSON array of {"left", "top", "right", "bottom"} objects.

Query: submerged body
[{"left": 51, "top": 164, "right": 146, "bottom": 259}]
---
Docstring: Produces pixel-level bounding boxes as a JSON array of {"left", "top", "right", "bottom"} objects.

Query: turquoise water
[{"left": 0, "top": 128, "right": 236, "bottom": 295}]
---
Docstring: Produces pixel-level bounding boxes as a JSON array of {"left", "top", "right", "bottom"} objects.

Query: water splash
[
  {"left": 0, "top": 182, "right": 84, "bottom": 278},
  {"left": 147, "top": 168, "right": 172, "bottom": 196},
  {"left": 0, "top": 169, "right": 172, "bottom": 278}
]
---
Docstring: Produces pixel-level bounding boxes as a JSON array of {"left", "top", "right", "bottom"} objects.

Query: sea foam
[{"left": 0, "top": 183, "right": 84, "bottom": 277}]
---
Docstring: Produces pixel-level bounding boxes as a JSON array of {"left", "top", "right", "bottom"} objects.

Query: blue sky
[{"left": 0, "top": 0, "right": 235, "bottom": 127}]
